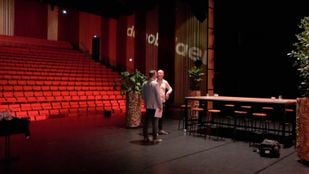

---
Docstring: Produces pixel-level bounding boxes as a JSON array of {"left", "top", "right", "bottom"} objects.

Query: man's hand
[{"left": 165, "top": 93, "right": 170, "bottom": 100}]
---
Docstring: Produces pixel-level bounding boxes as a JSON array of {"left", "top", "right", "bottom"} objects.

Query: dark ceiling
[
  {"left": 39, "top": 0, "right": 309, "bottom": 20},
  {"left": 39, "top": 0, "right": 208, "bottom": 21},
  {"left": 40, "top": 0, "right": 159, "bottom": 18}
]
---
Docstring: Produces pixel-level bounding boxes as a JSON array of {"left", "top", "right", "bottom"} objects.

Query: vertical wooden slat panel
[
  {"left": 207, "top": 0, "right": 215, "bottom": 95},
  {"left": 145, "top": 4, "right": 159, "bottom": 73},
  {"left": 47, "top": 5, "right": 58, "bottom": 41},
  {"left": 126, "top": 15, "right": 135, "bottom": 72},
  {"left": 174, "top": 0, "right": 208, "bottom": 105},
  {"left": 0, "top": 0, "right": 14, "bottom": 35}
]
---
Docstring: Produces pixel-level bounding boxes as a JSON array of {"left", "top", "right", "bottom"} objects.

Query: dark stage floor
[{"left": 0, "top": 113, "right": 308, "bottom": 174}]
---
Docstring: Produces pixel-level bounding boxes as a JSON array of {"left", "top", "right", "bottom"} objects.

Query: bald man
[{"left": 156, "top": 69, "right": 173, "bottom": 135}]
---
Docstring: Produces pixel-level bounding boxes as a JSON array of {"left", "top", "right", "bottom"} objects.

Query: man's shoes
[
  {"left": 143, "top": 138, "right": 162, "bottom": 144},
  {"left": 158, "top": 130, "right": 169, "bottom": 135},
  {"left": 152, "top": 138, "right": 163, "bottom": 144},
  {"left": 143, "top": 138, "right": 151, "bottom": 143}
]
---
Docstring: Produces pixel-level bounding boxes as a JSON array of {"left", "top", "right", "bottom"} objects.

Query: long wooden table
[{"left": 184, "top": 95, "right": 296, "bottom": 140}]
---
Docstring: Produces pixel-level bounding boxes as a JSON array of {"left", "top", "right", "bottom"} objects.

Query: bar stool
[
  {"left": 223, "top": 104, "right": 235, "bottom": 117},
  {"left": 178, "top": 104, "right": 188, "bottom": 130},
  {"left": 206, "top": 108, "right": 223, "bottom": 140},
  {"left": 278, "top": 108, "right": 295, "bottom": 138},
  {"left": 223, "top": 103, "right": 235, "bottom": 128},
  {"left": 233, "top": 110, "right": 250, "bottom": 141},
  {"left": 188, "top": 107, "right": 204, "bottom": 135},
  {"left": 240, "top": 105, "right": 252, "bottom": 111},
  {"left": 249, "top": 109, "right": 270, "bottom": 146},
  {"left": 179, "top": 104, "right": 204, "bottom": 135},
  {"left": 251, "top": 112, "right": 269, "bottom": 133},
  {"left": 283, "top": 108, "right": 296, "bottom": 147},
  {"left": 261, "top": 106, "right": 276, "bottom": 135}
]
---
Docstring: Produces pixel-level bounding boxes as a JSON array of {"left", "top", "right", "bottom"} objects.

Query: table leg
[{"left": 184, "top": 99, "right": 188, "bottom": 132}]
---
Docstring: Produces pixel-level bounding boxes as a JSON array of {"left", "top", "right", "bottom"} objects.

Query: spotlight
[{"left": 62, "top": 9, "right": 67, "bottom": 14}]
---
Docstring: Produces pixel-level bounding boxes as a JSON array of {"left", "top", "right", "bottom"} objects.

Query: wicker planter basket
[
  {"left": 296, "top": 97, "right": 309, "bottom": 161},
  {"left": 125, "top": 92, "right": 142, "bottom": 128}
]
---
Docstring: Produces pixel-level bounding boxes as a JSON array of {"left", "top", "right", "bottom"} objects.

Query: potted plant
[
  {"left": 188, "top": 60, "right": 205, "bottom": 91},
  {"left": 118, "top": 70, "right": 147, "bottom": 128},
  {"left": 287, "top": 16, "right": 309, "bottom": 164},
  {"left": 188, "top": 59, "right": 205, "bottom": 99},
  {"left": 187, "top": 60, "right": 205, "bottom": 115}
]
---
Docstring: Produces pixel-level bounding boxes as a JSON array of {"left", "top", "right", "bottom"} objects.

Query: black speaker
[
  {"left": 259, "top": 139, "right": 280, "bottom": 158},
  {"left": 92, "top": 36, "right": 100, "bottom": 62}
]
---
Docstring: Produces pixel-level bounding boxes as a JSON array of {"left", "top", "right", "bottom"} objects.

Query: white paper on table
[{"left": 154, "top": 108, "right": 163, "bottom": 118}]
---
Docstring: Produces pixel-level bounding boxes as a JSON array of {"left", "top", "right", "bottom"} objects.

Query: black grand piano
[
  {"left": 0, "top": 117, "right": 30, "bottom": 137},
  {"left": 0, "top": 112, "right": 30, "bottom": 163}
]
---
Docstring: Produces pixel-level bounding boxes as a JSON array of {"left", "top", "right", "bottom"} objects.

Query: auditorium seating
[{"left": 0, "top": 35, "right": 126, "bottom": 121}]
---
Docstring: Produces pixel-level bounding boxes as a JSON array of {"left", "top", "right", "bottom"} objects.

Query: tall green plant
[
  {"left": 288, "top": 16, "right": 309, "bottom": 97},
  {"left": 119, "top": 70, "right": 147, "bottom": 95}
]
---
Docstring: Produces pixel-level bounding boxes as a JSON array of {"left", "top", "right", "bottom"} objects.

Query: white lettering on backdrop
[{"left": 127, "top": 25, "right": 207, "bottom": 65}]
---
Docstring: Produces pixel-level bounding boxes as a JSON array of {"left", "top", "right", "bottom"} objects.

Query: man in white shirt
[{"left": 156, "top": 69, "right": 173, "bottom": 135}]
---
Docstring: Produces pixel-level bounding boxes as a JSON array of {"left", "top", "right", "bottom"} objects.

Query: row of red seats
[
  {"left": 0, "top": 72, "right": 118, "bottom": 79},
  {"left": 0, "top": 47, "right": 84, "bottom": 54},
  {"left": 0, "top": 48, "right": 87, "bottom": 55},
  {"left": 0, "top": 36, "right": 72, "bottom": 49},
  {"left": 0, "top": 44, "right": 77, "bottom": 52},
  {"left": 0, "top": 68, "right": 109, "bottom": 76},
  {"left": 1, "top": 90, "right": 121, "bottom": 97},
  {"left": 1, "top": 73, "right": 117, "bottom": 79},
  {"left": 0, "top": 75, "right": 118, "bottom": 81},
  {"left": 1, "top": 91, "right": 124, "bottom": 104},
  {"left": 0, "top": 85, "right": 116, "bottom": 91},
  {"left": 0, "top": 69, "right": 117, "bottom": 77},
  {"left": 0, "top": 47, "right": 86, "bottom": 57},
  {"left": 0, "top": 62, "right": 101, "bottom": 69},
  {"left": 0, "top": 54, "right": 90, "bottom": 65},
  {"left": 0, "top": 80, "right": 116, "bottom": 86},
  {"left": 1, "top": 95, "right": 124, "bottom": 104},
  {"left": 0, "top": 50, "right": 84, "bottom": 60},
  {"left": 1, "top": 91, "right": 122, "bottom": 98},
  {"left": 0, "top": 53, "right": 96, "bottom": 62},
  {"left": 0, "top": 57, "right": 98, "bottom": 65},
  {"left": 0, "top": 44, "right": 78, "bottom": 54},
  {"left": 2, "top": 56, "right": 87, "bottom": 65},
  {"left": 0, "top": 41, "right": 72, "bottom": 51},
  {"left": 0, "top": 100, "right": 126, "bottom": 120},
  {"left": 0, "top": 100, "right": 125, "bottom": 112},
  {"left": 0, "top": 61, "right": 113, "bottom": 71},
  {"left": 0, "top": 51, "right": 83, "bottom": 62}
]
